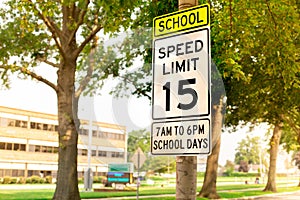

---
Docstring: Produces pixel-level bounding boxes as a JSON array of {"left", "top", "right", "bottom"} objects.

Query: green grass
[
  {"left": 0, "top": 189, "right": 54, "bottom": 200},
  {"left": 0, "top": 182, "right": 299, "bottom": 200}
]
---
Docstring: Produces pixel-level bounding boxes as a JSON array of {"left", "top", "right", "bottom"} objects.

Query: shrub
[
  {"left": 78, "top": 177, "right": 84, "bottom": 184},
  {"left": 93, "top": 176, "right": 106, "bottom": 183},
  {"left": 17, "top": 177, "right": 26, "bottom": 184},
  {"left": 39, "top": 178, "right": 45, "bottom": 184},
  {"left": 223, "top": 172, "right": 260, "bottom": 177},
  {"left": 149, "top": 176, "right": 165, "bottom": 181},
  {"left": 10, "top": 177, "right": 17, "bottom": 184},
  {"left": 30, "top": 176, "right": 41, "bottom": 184},
  {"left": 3, "top": 176, "right": 11, "bottom": 184},
  {"left": 197, "top": 172, "right": 205, "bottom": 177},
  {"left": 26, "top": 177, "right": 32, "bottom": 184},
  {"left": 45, "top": 176, "right": 52, "bottom": 184}
]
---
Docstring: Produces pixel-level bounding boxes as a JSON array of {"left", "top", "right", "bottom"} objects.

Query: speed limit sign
[
  {"left": 151, "top": 4, "right": 211, "bottom": 155},
  {"left": 152, "top": 28, "right": 210, "bottom": 119}
]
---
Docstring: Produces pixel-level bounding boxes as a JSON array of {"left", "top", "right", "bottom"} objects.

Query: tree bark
[
  {"left": 176, "top": 1, "right": 198, "bottom": 199},
  {"left": 198, "top": 97, "right": 224, "bottom": 199},
  {"left": 53, "top": 57, "right": 80, "bottom": 200},
  {"left": 263, "top": 123, "right": 283, "bottom": 192},
  {"left": 198, "top": 136, "right": 221, "bottom": 199},
  {"left": 176, "top": 156, "right": 197, "bottom": 200},
  {"left": 52, "top": 30, "right": 81, "bottom": 199}
]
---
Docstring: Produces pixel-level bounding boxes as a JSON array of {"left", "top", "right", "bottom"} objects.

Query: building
[{"left": 0, "top": 106, "right": 127, "bottom": 179}]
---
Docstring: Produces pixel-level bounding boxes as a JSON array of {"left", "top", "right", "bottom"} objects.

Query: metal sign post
[{"left": 131, "top": 148, "right": 146, "bottom": 200}]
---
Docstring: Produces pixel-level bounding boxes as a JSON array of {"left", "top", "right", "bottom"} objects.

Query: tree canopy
[{"left": 0, "top": 1, "right": 143, "bottom": 199}]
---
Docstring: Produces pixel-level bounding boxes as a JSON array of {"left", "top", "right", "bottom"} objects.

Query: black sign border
[
  {"left": 152, "top": 28, "right": 211, "bottom": 120},
  {"left": 151, "top": 118, "right": 211, "bottom": 155}
]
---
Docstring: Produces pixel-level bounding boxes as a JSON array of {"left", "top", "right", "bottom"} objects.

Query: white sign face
[
  {"left": 151, "top": 119, "right": 210, "bottom": 155},
  {"left": 152, "top": 28, "right": 210, "bottom": 120}
]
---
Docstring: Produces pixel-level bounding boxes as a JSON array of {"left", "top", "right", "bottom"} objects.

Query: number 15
[{"left": 162, "top": 78, "right": 198, "bottom": 111}]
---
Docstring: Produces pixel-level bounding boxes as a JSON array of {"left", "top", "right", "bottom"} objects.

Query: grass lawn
[{"left": 1, "top": 184, "right": 300, "bottom": 200}]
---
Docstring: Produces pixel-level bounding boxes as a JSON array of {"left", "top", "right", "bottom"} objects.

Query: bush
[
  {"left": 30, "top": 176, "right": 41, "bottom": 184},
  {"left": 10, "top": 177, "right": 17, "bottom": 184},
  {"left": 39, "top": 178, "right": 45, "bottom": 184},
  {"left": 149, "top": 176, "right": 165, "bottom": 181},
  {"left": 45, "top": 176, "right": 52, "bottom": 184},
  {"left": 197, "top": 172, "right": 205, "bottom": 177},
  {"left": 26, "top": 177, "right": 32, "bottom": 184},
  {"left": 78, "top": 177, "right": 84, "bottom": 184},
  {"left": 17, "top": 177, "right": 26, "bottom": 184},
  {"left": 3, "top": 176, "right": 11, "bottom": 184},
  {"left": 93, "top": 176, "right": 106, "bottom": 183},
  {"left": 223, "top": 172, "right": 260, "bottom": 177}
]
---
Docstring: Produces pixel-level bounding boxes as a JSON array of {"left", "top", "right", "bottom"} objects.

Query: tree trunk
[
  {"left": 198, "top": 136, "right": 221, "bottom": 199},
  {"left": 263, "top": 123, "right": 283, "bottom": 192},
  {"left": 198, "top": 97, "right": 224, "bottom": 199},
  {"left": 53, "top": 56, "right": 80, "bottom": 200},
  {"left": 176, "top": 1, "right": 198, "bottom": 199},
  {"left": 176, "top": 156, "right": 197, "bottom": 200}
]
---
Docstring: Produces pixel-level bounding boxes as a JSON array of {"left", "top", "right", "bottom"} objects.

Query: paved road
[
  {"left": 234, "top": 190, "right": 300, "bottom": 200},
  {"left": 83, "top": 190, "right": 300, "bottom": 200}
]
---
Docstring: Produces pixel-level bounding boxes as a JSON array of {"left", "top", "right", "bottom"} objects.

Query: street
[{"left": 237, "top": 190, "right": 300, "bottom": 200}]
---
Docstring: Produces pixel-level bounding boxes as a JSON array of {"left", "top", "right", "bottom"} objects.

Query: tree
[
  {"left": 127, "top": 129, "right": 176, "bottom": 173},
  {"left": 223, "top": 160, "right": 235, "bottom": 176},
  {"left": 0, "top": 1, "right": 141, "bottom": 199},
  {"left": 293, "top": 151, "right": 300, "bottom": 186},
  {"left": 222, "top": 0, "right": 299, "bottom": 192},
  {"left": 234, "top": 136, "right": 262, "bottom": 166}
]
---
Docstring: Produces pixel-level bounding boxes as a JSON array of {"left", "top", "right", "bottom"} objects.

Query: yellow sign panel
[{"left": 154, "top": 4, "right": 210, "bottom": 37}]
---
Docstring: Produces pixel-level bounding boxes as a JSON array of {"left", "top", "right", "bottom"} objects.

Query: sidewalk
[
  {"left": 82, "top": 193, "right": 175, "bottom": 200},
  {"left": 82, "top": 187, "right": 300, "bottom": 200}
]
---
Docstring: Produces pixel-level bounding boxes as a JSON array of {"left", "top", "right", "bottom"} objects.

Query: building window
[
  {"left": 0, "top": 142, "right": 5, "bottom": 150},
  {"left": 42, "top": 146, "right": 47, "bottom": 153},
  {"left": 8, "top": 119, "right": 15, "bottom": 127},
  {"left": 98, "top": 151, "right": 107, "bottom": 157},
  {"left": 79, "top": 129, "right": 88, "bottom": 136},
  {"left": 0, "top": 118, "right": 7, "bottom": 127},
  {"left": 20, "top": 144, "right": 26, "bottom": 151},
  {"left": 82, "top": 149, "right": 87, "bottom": 156},
  {"left": 98, "top": 132, "right": 107, "bottom": 138},
  {"left": 47, "top": 125, "right": 55, "bottom": 131},
  {"left": 111, "top": 152, "right": 124, "bottom": 158},
  {"left": 35, "top": 145, "right": 41, "bottom": 152},
  {"left": 92, "top": 130, "right": 97, "bottom": 137},
  {"left": 47, "top": 146, "right": 53, "bottom": 153},
  {"left": 30, "top": 122, "right": 36, "bottom": 129},
  {"left": 29, "top": 145, "right": 35, "bottom": 152},
  {"left": 13, "top": 143, "right": 19, "bottom": 151},
  {"left": 37, "top": 123, "right": 42, "bottom": 129},
  {"left": 53, "top": 147, "right": 58, "bottom": 153},
  {"left": 92, "top": 150, "right": 96, "bottom": 157},
  {"left": 6, "top": 143, "right": 12, "bottom": 150},
  {"left": 14, "top": 120, "right": 28, "bottom": 128},
  {"left": 0, "top": 142, "right": 26, "bottom": 151},
  {"left": 43, "top": 124, "right": 48, "bottom": 130}
]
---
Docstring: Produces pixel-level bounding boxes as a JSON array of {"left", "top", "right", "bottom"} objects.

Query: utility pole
[{"left": 175, "top": 1, "right": 198, "bottom": 199}]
